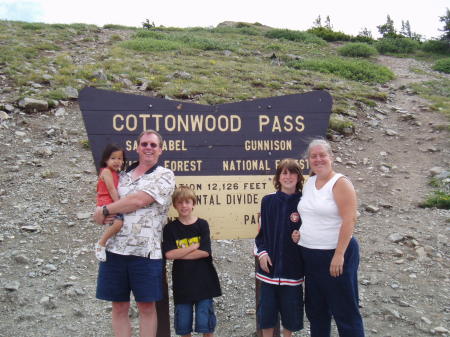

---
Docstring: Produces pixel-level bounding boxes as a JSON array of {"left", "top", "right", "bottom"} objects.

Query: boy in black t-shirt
[{"left": 163, "top": 186, "right": 222, "bottom": 337}]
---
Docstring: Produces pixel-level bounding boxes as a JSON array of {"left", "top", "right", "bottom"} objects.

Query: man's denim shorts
[
  {"left": 96, "top": 251, "right": 163, "bottom": 302},
  {"left": 257, "top": 282, "right": 304, "bottom": 332},
  {"left": 174, "top": 298, "right": 217, "bottom": 335}
]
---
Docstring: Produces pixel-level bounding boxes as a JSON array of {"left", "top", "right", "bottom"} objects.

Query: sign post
[{"left": 80, "top": 87, "right": 332, "bottom": 336}]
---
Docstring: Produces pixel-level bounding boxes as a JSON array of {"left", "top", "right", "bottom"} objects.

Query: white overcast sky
[{"left": 0, "top": 0, "right": 448, "bottom": 40}]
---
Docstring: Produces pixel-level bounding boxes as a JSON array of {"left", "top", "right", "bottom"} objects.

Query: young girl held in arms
[{"left": 95, "top": 144, "right": 126, "bottom": 262}]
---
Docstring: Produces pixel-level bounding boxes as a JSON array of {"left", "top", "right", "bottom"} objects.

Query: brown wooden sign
[{"left": 80, "top": 87, "right": 332, "bottom": 239}]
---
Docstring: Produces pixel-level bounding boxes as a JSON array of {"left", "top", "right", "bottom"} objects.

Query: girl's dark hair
[
  {"left": 99, "top": 143, "right": 126, "bottom": 171},
  {"left": 273, "top": 158, "right": 304, "bottom": 192}
]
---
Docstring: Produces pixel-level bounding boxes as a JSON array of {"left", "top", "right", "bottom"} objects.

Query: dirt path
[{"left": 347, "top": 56, "right": 450, "bottom": 337}]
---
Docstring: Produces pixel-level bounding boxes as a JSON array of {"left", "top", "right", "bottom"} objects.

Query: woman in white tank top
[{"left": 293, "top": 139, "right": 365, "bottom": 337}]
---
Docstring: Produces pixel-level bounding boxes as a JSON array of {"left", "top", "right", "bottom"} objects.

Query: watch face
[{"left": 103, "top": 206, "right": 108, "bottom": 216}]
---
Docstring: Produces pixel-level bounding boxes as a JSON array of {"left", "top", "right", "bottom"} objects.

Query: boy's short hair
[
  {"left": 172, "top": 186, "right": 197, "bottom": 205},
  {"left": 273, "top": 158, "right": 304, "bottom": 192}
]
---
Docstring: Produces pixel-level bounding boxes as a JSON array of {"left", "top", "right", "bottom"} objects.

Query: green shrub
[
  {"left": 433, "top": 58, "right": 450, "bottom": 73},
  {"left": 338, "top": 43, "right": 378, "bottom": 57},
  {"left": 109, "top": 34, "right": 122, "bottom": 42},
  {"left": 265, "top": 29, "right": 326, "bottom": 45},
  {"left": 375, "top": 37, "right": 420, "bottom": 54},
  {"left": 307, "top": 27, "right": 351, "bottom": 42},
  {"left": 351, "top": 35, "right": 375, "bottom": 43},
  {"left": 420, "top": 191, "right": 450, "bottom": 209},
  {"left": 46, "top": 89, "right": 68, "bottom": 100},
  {"left": 288, "top": 57, "right": 394, "bottom": 83},
  {"left": 421, "top": 39, "right": 450, "bottom": 54},
  {"left": 328, "top": 113, "right": 354, "bottom": 134}
]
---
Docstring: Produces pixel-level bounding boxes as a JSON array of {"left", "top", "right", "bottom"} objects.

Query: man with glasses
[{"left": 93, "top": 129, "right": 175, "bottom": 337}]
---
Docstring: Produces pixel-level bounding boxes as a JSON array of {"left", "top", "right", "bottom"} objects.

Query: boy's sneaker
[{"left": 95, "top": 242, "right": 106, "bottom": 262}]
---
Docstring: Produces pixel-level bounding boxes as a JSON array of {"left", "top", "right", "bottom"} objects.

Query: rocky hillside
[{"left": 0, "top": 21, "right": 449, "bottom": 337}]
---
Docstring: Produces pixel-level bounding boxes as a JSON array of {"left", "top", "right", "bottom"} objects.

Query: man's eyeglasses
[{"left": 140, "top": 142, "right": 159, "bottom": 148}]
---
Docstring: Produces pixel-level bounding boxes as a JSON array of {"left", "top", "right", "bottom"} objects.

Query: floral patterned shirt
[{"left": 106, "top": 165, "right": 175, "bottom": 259}]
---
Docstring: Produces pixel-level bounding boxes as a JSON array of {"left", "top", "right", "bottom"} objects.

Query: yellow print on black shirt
[{"left": 176, "top": 236, "right": 201, "bottom": 248}]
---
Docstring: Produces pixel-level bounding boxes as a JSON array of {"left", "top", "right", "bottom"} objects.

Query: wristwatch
[{"left": 102, "top": 205, "right": 110, "bottom": 216}]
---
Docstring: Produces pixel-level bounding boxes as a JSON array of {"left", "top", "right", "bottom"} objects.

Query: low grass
[
  {"left": 35, "top": 42, "right": 61, "bottom": 51},
  {"left": 288, "top": 57, "right": 394, "bottom": 83},
  {"left": 409, "top": 79, "right": 450, "bottom": 117},
  {"left": 124, "top": 30, "right": 238, "bottom": 52},
  {"left": 328, "top": 113, "right": 354, "bottom": 133},
  {"left": 47, "top": 88, "right": 69, "bottom": 100},
  {"left": 174, "top": 33, "right": 236, "bottom": 51},
  {"left": 120, "top": 38, "right": 183, "bottom": 52}
]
